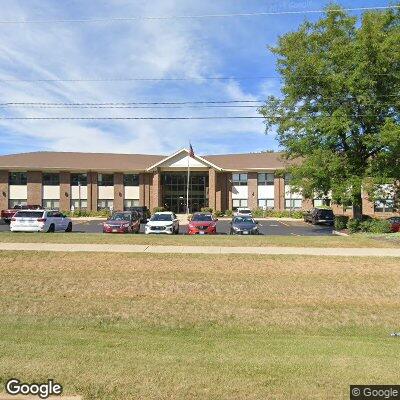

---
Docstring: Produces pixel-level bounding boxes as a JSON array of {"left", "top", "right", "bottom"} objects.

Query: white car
[
  {"left": 10, "top": 210, "right": 73, "bottom": 233},
  {"left": 145, "top": 212, "right": 179, "bottom": 234},
  {"left": 234, "top": 207, "right": 252, "bottom": 217}
]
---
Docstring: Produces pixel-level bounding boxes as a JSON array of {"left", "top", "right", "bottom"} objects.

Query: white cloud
[{"left": 0, "top": 0, "right": 278, "bottom": 155}]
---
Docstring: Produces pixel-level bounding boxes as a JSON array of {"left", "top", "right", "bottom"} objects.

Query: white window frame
[{"left": 258, "top": 199, "right": 275, "bottom": 209}]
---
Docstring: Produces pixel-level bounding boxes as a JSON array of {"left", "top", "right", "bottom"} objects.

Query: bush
[
  {"left": 152, "top": 207, "right": 165, "bottom": 213},
  {"left": 365, "top": 219, "right": 392, "bottom": 234},
  {"left": 263, "top": 210, "right": 303, "bottom": 219},
  {"left": 251, "top": 207, "right": 265, "bottom": 217},
  {"left": 347, "top": 218, "right": 361, "bottom": 233},
  {"left": 200, "top": 207, "right": 213, "bottom": 213},
  {"left": 213, "top": 210, "right": 223, "bottom": 218},
  {"left": 334, "top": 215, "right": 349, "bottom": 231},
  {"left": 224, "top": 209, "right": 233, "bottom": 217},
  {"left": 64, "top": 210, "right": 111, "bottom": 218}
]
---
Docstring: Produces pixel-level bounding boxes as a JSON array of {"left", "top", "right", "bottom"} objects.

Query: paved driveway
[{"left": 0, "top": 219, "right": 333, "bottom": 236}]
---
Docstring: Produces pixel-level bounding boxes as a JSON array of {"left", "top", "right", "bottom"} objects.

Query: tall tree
[{"left": 260, "top": 4, "right": 400, "bottom": 217}]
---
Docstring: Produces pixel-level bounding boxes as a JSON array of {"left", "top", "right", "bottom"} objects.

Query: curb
[{"left": 332, "top": 230, "right": 349, "bottom": 237}]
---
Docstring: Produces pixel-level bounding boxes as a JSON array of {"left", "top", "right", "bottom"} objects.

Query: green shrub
[
  {"left": 200, "top": 207, "right": 213, "bottom": 213},
  {"left": 347, "top": 218, "right": 361, "bottom": 233},
  {"left": 360, "top": 219, "right": 373, "bottom": 232},
  {"left": 152, "top": 207, "right": 165, "bottom": 213},
  {"left": 251, "top": 207, "right": 265, "bottom": 217},
  {"left": 224, "top": 209, "right": 233, "bottom": 217},
  {"left": 334, "top": 215, "right": 349, "bottom": 231},
  {"left": 64, "top": 210, "right": 111, "bottom": 218},
  {"left": 213, "top": 210, "right": 223, "bottom": 218},
  {"left": 367, "top": 219, "right": 392, "bottom": 234}
]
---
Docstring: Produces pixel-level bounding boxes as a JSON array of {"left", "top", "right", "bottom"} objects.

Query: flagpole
[{"left": 186, "top": 150, "right": 190, "bottom": 214}]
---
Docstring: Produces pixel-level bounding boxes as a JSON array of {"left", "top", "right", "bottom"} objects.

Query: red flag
[{"left": 189, "top": 143, "right": 195, "bottom": 158}]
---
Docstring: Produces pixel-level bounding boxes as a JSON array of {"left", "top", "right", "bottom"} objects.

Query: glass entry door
[{"left": 162, "top": 172, "right": 209, "bottom": 213}]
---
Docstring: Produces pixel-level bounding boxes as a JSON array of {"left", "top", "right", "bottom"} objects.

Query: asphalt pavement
[{"left": 0, "top": 219, "right": 333, "bottom": 236}]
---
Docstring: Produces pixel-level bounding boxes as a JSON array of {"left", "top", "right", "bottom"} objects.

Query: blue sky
[{"left": 0, "top": 0, "right": 392, "bottom": 156}]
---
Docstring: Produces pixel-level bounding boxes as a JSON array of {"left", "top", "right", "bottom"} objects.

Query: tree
[{"left": 260, "top": 4, "right": 400, "bottom": 217}]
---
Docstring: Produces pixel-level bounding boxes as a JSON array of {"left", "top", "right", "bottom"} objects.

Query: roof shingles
[{"left": 0, "top": 151, "right": 288, "bottom": 171}]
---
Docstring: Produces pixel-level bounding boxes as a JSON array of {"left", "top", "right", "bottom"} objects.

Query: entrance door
[{"left": 161, "top": 172, "right": 209, "bottom": 213}]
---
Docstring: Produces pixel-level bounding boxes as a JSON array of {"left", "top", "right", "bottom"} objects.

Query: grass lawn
[
  {"left": 0, "top": 231, "right": 398, "bottom": 248},
  {"left": 1, "top": 252, "right": 400, "bottom": 399}
]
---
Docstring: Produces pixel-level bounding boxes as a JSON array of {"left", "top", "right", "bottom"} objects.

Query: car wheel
[
  {"left": 47, "top": 224, "right": 55, "bottom": 233},
  {"left": 65, "top": 222, "right": 72, "bottom": 232}
]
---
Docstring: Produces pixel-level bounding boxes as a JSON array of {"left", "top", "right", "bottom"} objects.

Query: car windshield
[
  {"left": 233, "top": 216, "right": 254, "bottom": 224},
  {"left": 111, "top": 213, "right": 131, "bottom": 221},
  {"left": 238, "top": 209, "right": 251, "bottom": 214},
  {"left": 151, "top": 214, "right": 173, "bottom": 221},
  {"left": 14, "top": 211, "right": 44, "bottom": 218},
  {"left": 192, "top": 214, "right": 213, "bottom": 221}
]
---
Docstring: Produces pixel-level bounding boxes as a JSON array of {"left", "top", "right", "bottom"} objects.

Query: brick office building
[{"left": 0, "top": 148, "right": 396, "bottom": 216}]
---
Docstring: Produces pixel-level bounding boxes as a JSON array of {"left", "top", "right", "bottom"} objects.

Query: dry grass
[
  {"left": 0, "top": 252, "right": 400, "bottom": 399},
  {"left": 0, "top": 231, "right": 398, "bottom": 248}
]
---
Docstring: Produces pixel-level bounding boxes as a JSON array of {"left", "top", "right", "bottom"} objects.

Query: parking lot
[{"left": 0, "top": 219, "right": 333, "bottom": 236}]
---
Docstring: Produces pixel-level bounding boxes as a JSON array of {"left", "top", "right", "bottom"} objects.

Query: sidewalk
[{"left": 0, "top": 242, "right": 398, "bottom": 257}]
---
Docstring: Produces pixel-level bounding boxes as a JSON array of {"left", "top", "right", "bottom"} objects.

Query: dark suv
[
  {"left": 304, "top": 208, "right": 334, "bottom": 225},
  {"left": 126, "top": 206, "right": 151, "bottom": 223}
]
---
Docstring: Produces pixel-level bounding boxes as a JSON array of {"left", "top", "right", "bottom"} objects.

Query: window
[
  {"left": 124, "top": 174, "right": 139, "bottom": 186},
  {"left": 97, "top": 199, "right": 114, "bottom": 211},
  {"left": 42, "top": 173, "right": 59, "bottom": 186},
  {"left": 9, "top": 172, "right": 27, "bottom": 185},
  {"left": 9, "top": 199, "right": 27, "bottom": 208},
  {"left": 284, "top": 173, "right": 292, "bottom": 184},
  {"left": 374, "top": 199, "right": 394, "bottom": 213},
  {"left": 285, "top": 199, "right": 302, "bottom": 210},
  {"left": 98, "top": 174, "right": 114, "bottom": 186},
  {"left": 313, "top": 199, "right": 331, "bottom": 207},
  {"left": 232, "top": 173, "right": 247, "bottom": 186},
  {"left": 258, "top": 173, "right": 274, "bottom": 186},
  {"left": 42, "top": 199, "right": 60, "bottom": 210},
  {"left": 258, "top": 199, "right": 275, "bottom": 209},
  {"left": 71, "top": 173, "right": 87, "bottom": 186},
  {"left": 70, "top": 199, "right": 87, "bottom": 210},
  {"left": 124, "top": 199, "right": 139, "bottom": 210},
  {"left": 232, "top": 199, "right": 248, "bottom": 210}
]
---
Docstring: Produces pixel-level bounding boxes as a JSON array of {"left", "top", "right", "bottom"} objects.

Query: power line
[
  {"left": 0, "top": 76, "right": 279, "bottom": 82},
  {"left": 0, "top": 72, "right": 397, "bottom": 83},
  {"left": 0, "top": 100, "right": 264, "bottom": 106},
  {"left": 0, "top": 6, "right": 398, "bottom": 24},
  {"left": 0, "top": 105, "right": 263, "bottom": 109},
  {"left": 0, "top": 116, "right": 265, "bottom": 120},
  {"left": 0, "top": 113, "right": 395, "bottom": 120}
]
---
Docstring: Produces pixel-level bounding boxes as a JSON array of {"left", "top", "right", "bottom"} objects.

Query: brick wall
[
  {"left": 0, "top": 170, "right": 8, "bottom": 211},
  {"left": 247, "top": 172, "right": 258, "bottom": 210},
  {"left": 208, "top": 169, "right": 216, "bottom": 210},
  {"left": 139, "top": 173, "right": 152, "bottom": 208},
  {"left": 87, "top": 172, "right": 98, "bottom": 211},
  {"left": 59, "top": 172, "right": 70, "bottom": 212},
  {"left": 362, "top": 192, "right": 375, "bottom": 216},
  {"left": 114, "top": 172, "right": 124, "bottom": 211},
  {"left": 150, "top": 170, "right": 161, "bottom": 211},
  {"left": 274, "top": 176, "right": 285, "bottom": 211},
  {"left": 27, "top": 171, "right": 42, "bottom": 205}
]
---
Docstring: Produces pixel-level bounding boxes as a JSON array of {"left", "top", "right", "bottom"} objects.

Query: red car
[
  {"left": 103, "top": 211, "right": 140, "bottom": 234},
  {"left": 1, "top": 204, "right": 43, "bottom": 224},
  {"left": 387, "top": 216, "right": 400, "bottom": 232},
  {"left": 187, "top": 212, "right": 218, "bottom": 235}
]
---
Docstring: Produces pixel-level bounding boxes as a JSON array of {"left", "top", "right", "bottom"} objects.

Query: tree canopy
[{"left": 260, "top": 4, "right": 400, "bottom": 215}]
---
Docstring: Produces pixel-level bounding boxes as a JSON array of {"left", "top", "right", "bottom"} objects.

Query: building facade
[{"left": 0, "top": 148, "right": 396, "bottom": 216}]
